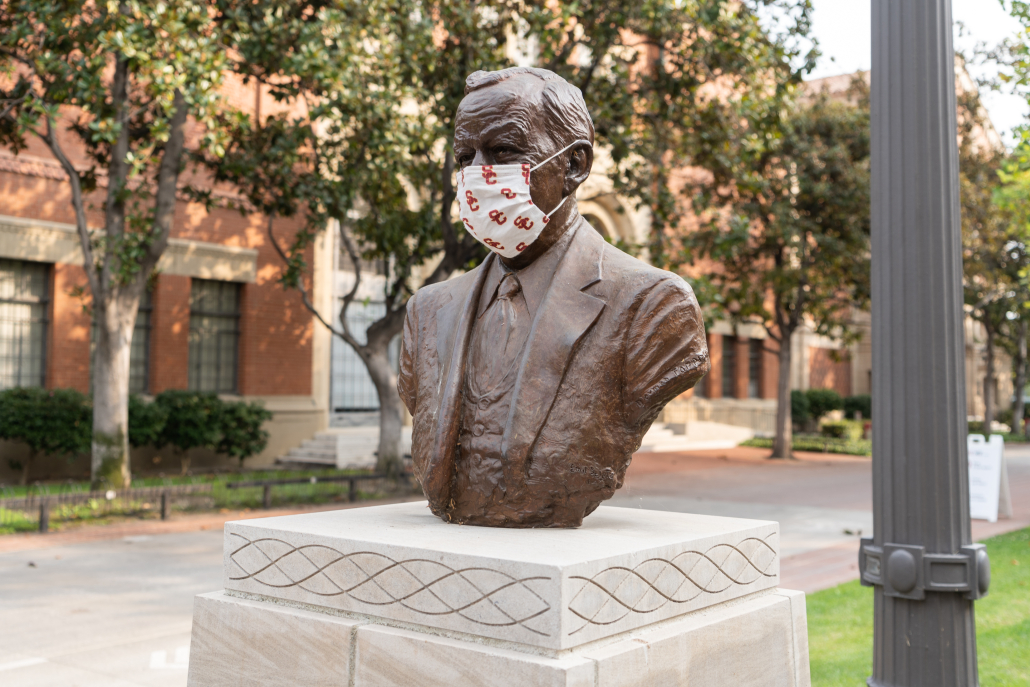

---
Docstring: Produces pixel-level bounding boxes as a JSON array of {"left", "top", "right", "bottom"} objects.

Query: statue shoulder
[
  {"left": 597, "top": 242, "right": 693, "bottom": 302},
  {"left": 409, "top": 263, "right": 487, "bottom": 312}
]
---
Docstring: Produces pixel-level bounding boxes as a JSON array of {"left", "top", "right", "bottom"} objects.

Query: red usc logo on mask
[
  {"left": 521, "top": 164, "right": 531, "bottom": 185},
  {"left": 484, "top": 238, "right": 504, "bottom": 250},
  {"left": 513, "top": 216, "right": 533, "bottom": 231},
  {"left": 462, "top": 218, "right": 476, "bottom": 235},
  {"left": 500, "top": 188, "right": 516, "bottom": 200},
  {"left": 464, "top": 191, "right": 479, "bottom": 211},
  {"left": 481, "top": 166, "right": 498, "bottom": 185},
  {"left": 516, "top": 242, "right": 528, "bottom": 252},
  {"left": 488, "top": 210, "right": 507, "bottom": 225}
]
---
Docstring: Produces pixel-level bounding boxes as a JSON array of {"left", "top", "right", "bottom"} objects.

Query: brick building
[{"left": 0, "top": 79, "right": 333, "bottom": 481}]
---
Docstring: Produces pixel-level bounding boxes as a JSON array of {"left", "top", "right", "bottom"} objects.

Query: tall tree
[
  {"left": 956, "top": 87, "right": 1027, "bottom": 434},
  {"left": 197, "top": 0, "right": 515, "bottom": 474},
  {"left": 523, "top": 0, "right": 817, "bottom": 267},
  {"left": 199, "top": 0, "right": 815, "bottom": 472},
  {"left": 678, "top": 79, "right": 872, "bottom": 459},
  {"left": 989, "top": 143, "right": 1030, "bottom": 436},
  {"left": 0, "top": 1, "right": 226, "bottom": 487}
]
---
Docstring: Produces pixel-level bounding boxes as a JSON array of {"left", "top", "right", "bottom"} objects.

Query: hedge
[{"left": 2, "top": 388, "right": 272, "bottom": 479}]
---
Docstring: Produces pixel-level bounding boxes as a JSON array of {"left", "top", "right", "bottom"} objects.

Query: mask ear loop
[
  {"left": 528, "top": 139, "right": 592, "bottom": 172},
  {"left": 529, "top": 139, "right": 591, "bottom": 218}
]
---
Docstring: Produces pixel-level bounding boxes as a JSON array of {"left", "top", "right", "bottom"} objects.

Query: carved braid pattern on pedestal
[
  {"left": 227, "top": 534, "right": 552, "bottom": 635},
  {"left": 567, "top": 532, "right": 777, "bottom": 634}
]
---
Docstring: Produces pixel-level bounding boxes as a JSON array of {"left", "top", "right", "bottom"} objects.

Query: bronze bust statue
[{"left": 398, "top": 67, "right": 709, "bottom": 528}]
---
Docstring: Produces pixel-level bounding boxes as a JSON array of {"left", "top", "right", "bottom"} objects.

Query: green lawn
[
  {"left": 741, "top": 434, "right": 872, "bottom": 456},
  {"left": 808, "top": 527, "right": 1030, "bottom": 686}
]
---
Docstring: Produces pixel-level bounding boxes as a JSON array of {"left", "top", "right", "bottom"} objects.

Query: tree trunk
[
  {"left": 20, "top": 449, "right": 35, "bottom": 486},
  {"left": 91, "top": 292, "right": 138, "bottom": 489},
  {"left": 364, "top": 347, "right": 404, "bottom": 476},
  {"left": 770, "top": 331, "right": 793, "bottom": 459},
  {"left": 983, "top": 322, "right": 995, "bottom": 434},
  {"left": 1015, "top": 319, "right": 1027, "bottom": 438}
]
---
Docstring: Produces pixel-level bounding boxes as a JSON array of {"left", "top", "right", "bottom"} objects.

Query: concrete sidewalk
[{"left": 0, "top": 497, "right": 425, "bottom": 687}]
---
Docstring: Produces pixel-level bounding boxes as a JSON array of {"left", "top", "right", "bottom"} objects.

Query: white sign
[{"left": 968, "top": 434, "right": 1003, "bottom": 522}]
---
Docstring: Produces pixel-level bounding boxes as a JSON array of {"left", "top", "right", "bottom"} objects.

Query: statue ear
[{"left": 563, "top": 143, "right": 593, "bottom": 196}]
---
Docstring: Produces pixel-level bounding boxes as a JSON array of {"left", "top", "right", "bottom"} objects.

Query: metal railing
[
  {"left": 0, "top": 484, "right": 214, "bottom": 533},
  {"left": 225, "top": 473, "right": 409, "bottom": 509},
  {"left": 0, "top": 472, "right": 415, "bottom": 534}
]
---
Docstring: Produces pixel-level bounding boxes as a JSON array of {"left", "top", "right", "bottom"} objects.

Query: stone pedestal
[{"left": 187, "top": 502, "right": 810, "bottom": 687}]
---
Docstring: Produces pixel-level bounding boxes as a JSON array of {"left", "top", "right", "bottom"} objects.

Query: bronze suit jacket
[{"left": 398, "top": 219, "right": 710, "bottom": 527}]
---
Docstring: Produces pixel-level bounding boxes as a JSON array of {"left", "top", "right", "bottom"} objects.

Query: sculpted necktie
[{"left": 471, "top": 271, "right": 528, "bottom": 397}]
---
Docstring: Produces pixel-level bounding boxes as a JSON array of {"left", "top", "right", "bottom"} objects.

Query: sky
[{"left": 807, "top": 0, "right": 1029, "bottom": 147}]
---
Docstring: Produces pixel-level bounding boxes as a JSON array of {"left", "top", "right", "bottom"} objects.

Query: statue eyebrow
[{"left": 480, "top": 119, "right": 531, "bottom": 148}]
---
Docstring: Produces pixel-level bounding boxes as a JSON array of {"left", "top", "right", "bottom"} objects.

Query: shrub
[
  {"left": 821, "top": 419, "right": 863, "bottom": 441},
  {"left": 806, "top": 388, "right": 843, "bottom": 421},
  {"left": 128, "top": 394, "right": 168, "bottom": 448},
  {"left": 0, "top": 387, "right": 91, "bottom": 484},
  {"left": 791, "top": 390, "right": 811, "bottom": 424},
  {"left": 217, "top": 400, "right": 273, "bottom": 465},
  {"left": 843, "top": 394, "right": 872, "bottom": 421},
  {"left": 154, "top": 390, "right": 223, "bottom": 474},
  {"left": 133, "top": 391, "right": 275, "bottom": 471}
]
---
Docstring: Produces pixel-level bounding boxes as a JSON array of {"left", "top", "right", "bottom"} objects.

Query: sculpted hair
[{"left": 465, "top": 67, "right": 595, "bottom": 147}]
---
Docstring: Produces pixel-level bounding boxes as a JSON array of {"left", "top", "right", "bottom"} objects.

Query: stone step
[
  {"left": 636, "top": 421, "right": 755, "bottom": 453},
  {"left": 300, "top": 438, "right": 338, "bottom": 450},
  {"left": 288, "top": 447, "right": 338, "bottom": 459},
  {"left": 276, "top": 427, "right": 411, "bottom": 469}
]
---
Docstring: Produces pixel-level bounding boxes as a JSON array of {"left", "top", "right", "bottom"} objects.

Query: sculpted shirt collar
[{"left": 476, "top": 219, "right": 582, "bottom": 320}]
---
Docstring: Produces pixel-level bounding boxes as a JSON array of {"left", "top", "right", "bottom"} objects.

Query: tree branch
[
  {"left": 43, "top": 116, "right": 101, "bottom": 299},
  {"left": 336, "top": 219, "right": 364, "bottom": 344},
  {"left": 144, "top": 89, "right": 187, "bottom": 270},
  {"left": 104, "top": 53, "right": 131, "bottom": 244},
  {"left": 265, "top": 215, "right": 362, "bottom": 351}
]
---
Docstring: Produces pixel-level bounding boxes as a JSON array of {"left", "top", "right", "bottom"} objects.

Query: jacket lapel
[
  {"left": 501, "top": 223, "right": 606, "bottom": 484},
  {"left": 423, "top": 253, "right": 495, "bottom": 508}
]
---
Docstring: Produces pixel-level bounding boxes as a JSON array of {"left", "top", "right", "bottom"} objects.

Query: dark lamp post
[{"left": 860, "top": 0, "right": 990, "bottom": 685}]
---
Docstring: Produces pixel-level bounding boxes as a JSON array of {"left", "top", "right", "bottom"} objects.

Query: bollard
[
  {"left": 348, "top": 478, "right": 357, "bottom": 503},
  {"left": 160, "top": 492, "right": 170, "bottom": 520},
  {"left": 263, "top": 484, "right": 272, "bottom": 509},
  {"left": 38, "top": 500, "right": 49, "bottom": 533}
]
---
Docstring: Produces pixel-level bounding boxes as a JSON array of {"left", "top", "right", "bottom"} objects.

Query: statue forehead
[{"left": 456, "top": 75, "right": 547, "bottom": 137}]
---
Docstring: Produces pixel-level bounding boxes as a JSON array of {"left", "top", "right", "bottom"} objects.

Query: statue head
[{"left": 454, "top": 67, "right": 595, "bottom": 267}]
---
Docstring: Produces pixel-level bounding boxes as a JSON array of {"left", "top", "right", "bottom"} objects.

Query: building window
[
  {"left": 748, "top": 339, "right": 762, "bottom": 398},
  {"left": 331, "top": 299, "right": 399, "bottom": 412},
  {"left": 0, "top": 259, "right": 49, "bottom": 389},
  {"left": 189, "top": 280, "right": 241, "bottom": 393},
  {"left": 90, "top": 290, "right": 152, "bottom": 394},
  {"left": 721, "top": 335, "right": 737, "bottom": 398},
  {"left": 130, "top": 290, "right": 153, "bottom": 394}
]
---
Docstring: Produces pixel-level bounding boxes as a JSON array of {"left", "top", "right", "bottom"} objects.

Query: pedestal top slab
[{"left": 224, "top": 502, "right": 779, "bottom": 650}]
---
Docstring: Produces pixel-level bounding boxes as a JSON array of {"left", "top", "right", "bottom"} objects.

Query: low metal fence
[
  {"left": 0, "top": 472, "right": 415, "bottom": 534},
  {"left": 224, "top": 473, "right": 409, "bottom": 509},
  {"left": 0, "top": 484, "right": 214, "bottom": 533}
]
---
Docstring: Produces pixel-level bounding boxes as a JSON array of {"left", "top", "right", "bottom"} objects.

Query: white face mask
[{"left": 456, "top": 139, "right": 590, "bottom": 258}]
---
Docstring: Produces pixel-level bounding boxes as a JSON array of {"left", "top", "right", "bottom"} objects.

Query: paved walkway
[
  {"left": 1, "top": 447, "right": 1027, "bottom": 686},
  {"left": 614, "top": 445, "right": 1030, "bottom": 593},
  {"left": 0, "top": 497, "right": 423, "bottom": 687}
]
